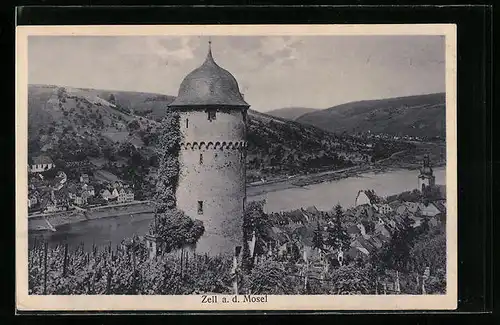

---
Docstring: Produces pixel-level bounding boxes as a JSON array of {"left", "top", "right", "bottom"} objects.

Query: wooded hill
[{"left": 296, "top": 93, "right": 446, "bottom": 140}]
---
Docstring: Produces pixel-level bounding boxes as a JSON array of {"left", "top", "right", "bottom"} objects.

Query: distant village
[
  {"left": 27, "top": 155, "right": 135, "bottom": 214},
  {"left": 258, "top": 184, "right": 446, "bottom": 263}
]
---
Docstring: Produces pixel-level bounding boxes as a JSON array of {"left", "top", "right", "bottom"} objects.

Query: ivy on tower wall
[{"left": 154, "top": 111, "right": 180, "bottom": 213}]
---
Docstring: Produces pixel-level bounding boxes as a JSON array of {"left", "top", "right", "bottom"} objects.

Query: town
[{"left": 27, "top": 154, "right": 136, "bottom": 215}]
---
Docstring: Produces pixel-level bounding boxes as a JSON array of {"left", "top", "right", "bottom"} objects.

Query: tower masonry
[{"left": 168, "top": 42, "right": 249, "bottom": 255}]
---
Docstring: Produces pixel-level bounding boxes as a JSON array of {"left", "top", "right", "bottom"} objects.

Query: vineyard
[
  {"left": 28, "top": 240, "right": 376, "bottom": 295},
  {"left": 28, "top": 239, "right": 443, "bottom": 295},
  {"left": 28, "top": 241, "right": 234, "bottom": 295}
]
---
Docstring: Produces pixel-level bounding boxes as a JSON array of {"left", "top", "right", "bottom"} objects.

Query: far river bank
[{"left": 247, "top": 161, "right": 446, "bottom": 197}]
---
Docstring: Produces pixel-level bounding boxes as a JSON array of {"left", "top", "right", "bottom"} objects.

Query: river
[{"left": 29, "top": 167, "right": 445, "bottom": 250}]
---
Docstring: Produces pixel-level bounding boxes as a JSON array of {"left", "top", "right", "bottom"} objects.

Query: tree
[
  {"left": 410, "top": 231, "right": 446, "bottom": 275},
  {"left": 127, "top": 120, "right": 140, "bottom": 132},
  {"left": 242, "top": 200, "right": 270, "bottom": 271},
  {"left": 312, "top": 221, "right": 323, "bottom": 251},
  {"left": 108, "top": 93, "right": 116, "bottom": 105},
  {"left": 245, "top": 258, "right": 298, "bottom": 294},
  {"left": 325, "top": 204, "right": 350, "bottom": 253},
  {"left": 150, "top": 208, "right": 205, "bottom": 253},
  {"left": 378, "top": 217, "right": 417, "bottom": 272}
]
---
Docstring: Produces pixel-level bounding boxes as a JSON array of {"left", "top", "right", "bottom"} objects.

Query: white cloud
[{"left": 147, "top": 37, "right": 197, "bottom": 63}]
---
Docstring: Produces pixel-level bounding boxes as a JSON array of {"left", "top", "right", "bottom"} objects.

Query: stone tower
[
  {"left": 168, "top": 41, "right": 249, "bottom": 255},
  {"left": 418, "top": 154, "right": 435, "bottom": 191}
]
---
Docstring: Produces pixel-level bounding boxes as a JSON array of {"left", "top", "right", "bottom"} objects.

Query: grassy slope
[
  {"left": 265, "top": 107, "right": 319, "bottom": 121},
  {"left": 296, "top": 93, "right": 446, "bottom": 138}
]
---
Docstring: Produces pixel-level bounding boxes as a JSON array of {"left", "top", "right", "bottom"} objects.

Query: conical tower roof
[{"left": 168, "top": 41, "right": 249, "bottom": 108}]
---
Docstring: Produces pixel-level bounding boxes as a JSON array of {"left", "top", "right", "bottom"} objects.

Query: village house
[
  {"left": 74, "top": 193, "right": 88, "bottom": 206},
  {"left": 388, "top": 200, "right": 402, "bottom": 210},
  {"left": 357, "top": 222, "right": 369, "bottom": 238},
  {"left": 420, "top": 202, "right": 442, "bottom": 217},
  {"left": 65, "top": 160, "right": 91, "bottom": 169},
  {"left": 373, "top": 203, "right": 393, "bottom": 215},
  {"left": 355, "top": 205, "right": 375, "bottom": 220},
  {"left": 374, "top": 222, "right": 392, "bottom": 239},
  {"left": 395, "top": 204, "right": 408, "bottom": 215},
  {"left": 125, "top": 189, "right": 134, "bottom": 202},
  {"left": 347, "top": 224, "right": 361, "bottom": 240},
  {"left": 355, "top": 189, "right": 381, "bottom": 207},
  {"left": 66, "top": 183, "right": 78, "bottom": 199},
  {"left": 30, "top": 155, "right": 55, "bottom": 173},
  {"left": 80, "top": 173, "right": 90, "bottom": 184},
  {"left": 349, "top": 237, "right": 376, "bottom": 258},
  {"left": 117, "top": 188, "right": 128, "bottom": 203},
  {"left": 28, "top": 192, "right": 39, "bottom": 209},
  {"left": 101, "top": 189, "right": 112, "bottom": 201},
  {"left": 86, "top": 185, "right": 95, "bottom": 197},
  {"left": 404, "top": 201, "right": 424, "bottom": 214},
  {"left": 42, "top": 190, "right": 70, "bottom": 212}
]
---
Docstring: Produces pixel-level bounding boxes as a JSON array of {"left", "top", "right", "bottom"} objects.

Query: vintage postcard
[{"left": 16, "top": 24, "right": 457, "bottom": 311}]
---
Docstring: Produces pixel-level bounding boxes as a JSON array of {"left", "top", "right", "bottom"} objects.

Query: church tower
[
  {"left": 418, "top": 154, "right": 436, "bottom": 191},
  {"left": 168, "top": 41, "right": 249, "bottom": 255}
]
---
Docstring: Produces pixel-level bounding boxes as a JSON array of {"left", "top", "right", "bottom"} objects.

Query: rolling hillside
[
  {"left": 296, "top": 93, "right": 446, "bottom": 139},
  {"left": 265, "top": 107, "right": 318, "bottom": 121},
  {"left": 27, "top": 84, "right": 414, "bottom": 197}
]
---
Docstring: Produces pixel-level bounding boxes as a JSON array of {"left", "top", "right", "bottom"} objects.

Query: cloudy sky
[{"left": 28, "top": 35, "right": 445, "bottom": 112}]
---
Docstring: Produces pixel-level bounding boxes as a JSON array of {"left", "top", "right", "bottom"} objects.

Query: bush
[
  {"left": 245, "top": 258, "right": 299, "bottom": 294},
  {"left": 150, "top": 209, "right": 205, "bottom": 253},
  {"left": 127, "top": 120, "right": 140, "bottom": 131}
]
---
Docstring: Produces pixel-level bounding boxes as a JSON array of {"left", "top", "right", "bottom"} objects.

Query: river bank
[
  {"left": 246, "top": 160, "right": 445, "bottom": 197},
  {"left": 28, "top": 201, "right": 154, "bottom": 231}
]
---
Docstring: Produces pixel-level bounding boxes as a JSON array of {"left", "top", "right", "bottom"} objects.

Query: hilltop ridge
[{"left": 296, "top": 93, "right": 445, "bottom": 140}]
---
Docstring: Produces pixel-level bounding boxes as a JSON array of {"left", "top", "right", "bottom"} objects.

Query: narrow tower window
[
  {"left": 197, "top": 201, "right": 203, "bottom": 215},
  {"left": 199, "top": 153, "right": 203, "bottom": 165},
  {"left": 185, "top": 118, "right": 189, "bottom": 128},
  {"left": 208, "top": 110, "right": 216, "bottom": 121}
]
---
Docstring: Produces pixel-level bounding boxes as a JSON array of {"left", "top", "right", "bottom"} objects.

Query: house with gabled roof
[
  {"left": 374, "top": 222, "right": 392, "bottom": 239},
  {"left": 368, "top": 235, "right": 383, "bottom": 249},
  {"left": 43, "top": 190, "right": 70, "bottom": 212},
  {"left": 354, "top": 236, "right": 377, "bottom": 255},
  {"left": 404, "top": 201, "right": 424, "bottom": 214},
  {"left": 117, "top": 188, "right": 134, "bottom": 203},
  {"left": 388, "top": 200, "right": 402, "bottom": 211},
  {"left": 346, "top": 246, "right": 366, "bottom": 260},
  {"left": 28, "top": 191, "right": 39, "bottom": 209},
  {"left": 80, "top": 173, "right": 90, "bottom": 184},
  {"left": 421, "top": 202, "right": 442, "bottom": 217},
  {"left": 30, "top": 155, "right": 55, "bottom": 173},
  {"left": 101, "top": 189, "right": 112, "bottom": 201},
  {"left": 373, "top": 203, "right": 393, "bottom": 215},
  {"left": 347, "top": 224, "right": 361, "bottom": 240},
  {"left": 86, "top": 185, "right": 95, "bottom": 197}
]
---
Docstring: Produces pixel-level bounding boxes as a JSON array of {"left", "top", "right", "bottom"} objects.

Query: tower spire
[{"left": 206, "top": 37, "right": 214, "bottom": 63}]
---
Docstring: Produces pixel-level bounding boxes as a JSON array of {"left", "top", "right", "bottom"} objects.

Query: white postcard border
[{"left": 16, "top": 24, "right": 457, "bottom": 311}]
